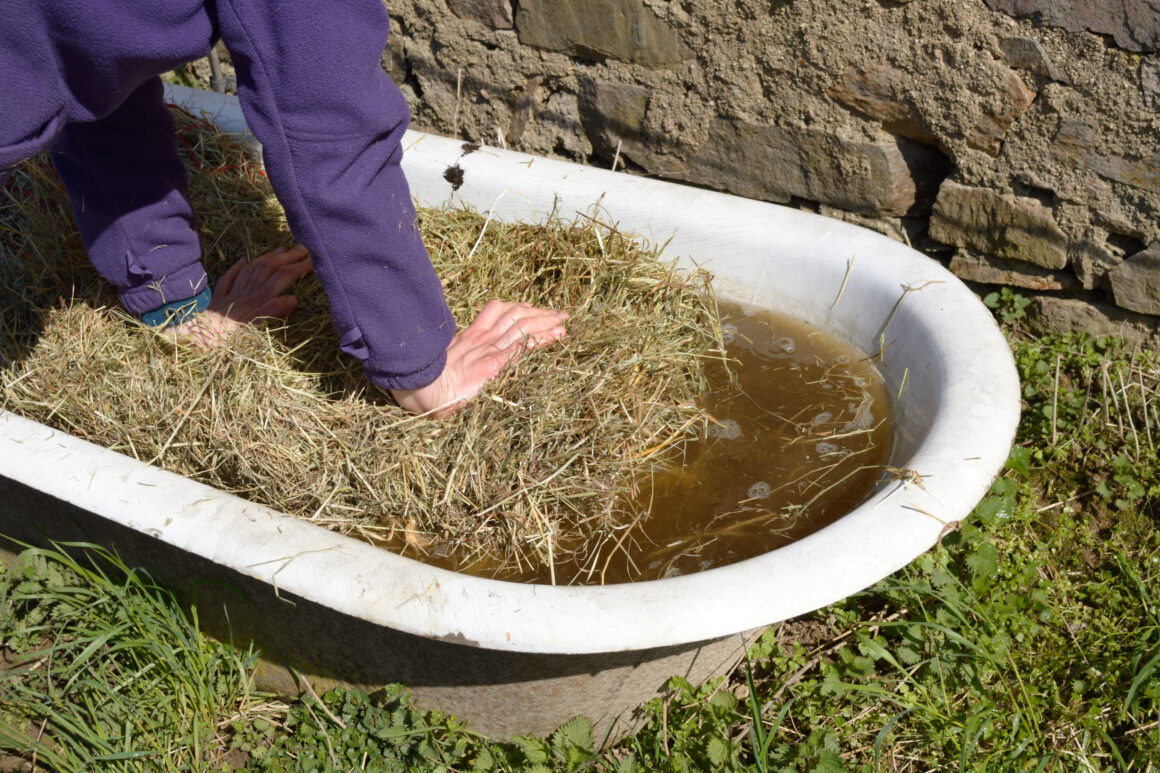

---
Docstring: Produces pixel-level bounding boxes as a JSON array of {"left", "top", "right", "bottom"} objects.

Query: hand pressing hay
[{"left": 0, "top": 109, "right": 727, "bottom": 584}]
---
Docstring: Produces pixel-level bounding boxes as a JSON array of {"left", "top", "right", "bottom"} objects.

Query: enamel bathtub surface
[{"left": 0, "top": 85, "right": 1020, "bottom": 738}]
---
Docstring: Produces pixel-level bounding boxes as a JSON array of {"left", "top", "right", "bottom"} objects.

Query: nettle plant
[{"left": 1012, "top": 329, "right": 1160, "bottom": 514}]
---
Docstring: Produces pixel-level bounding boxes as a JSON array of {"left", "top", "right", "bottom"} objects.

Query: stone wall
[{"left": 193, "top": 0, "right": 1160, "bottom": 344}]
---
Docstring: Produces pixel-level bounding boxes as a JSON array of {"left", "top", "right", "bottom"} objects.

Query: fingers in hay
[{"left": 1, "top": 107, "right": 728, "bottom": 584}]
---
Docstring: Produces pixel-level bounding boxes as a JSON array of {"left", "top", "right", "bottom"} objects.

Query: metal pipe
[{"left": 208, "top": 49, "right": 227, "bottom": 94}]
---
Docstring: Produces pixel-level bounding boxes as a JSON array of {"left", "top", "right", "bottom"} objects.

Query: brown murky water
[
  {"left": 408, "top": 304, "right": 894, "bottom": 585},
  {"left": 561, "top": 304, "right": 895, "bottom": 580},
  {"left": 581, "top": 304, "right": 895, "bottom": 584}
]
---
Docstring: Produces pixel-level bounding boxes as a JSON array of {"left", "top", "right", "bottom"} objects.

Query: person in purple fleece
[{"left": 0, "top": 0, "right": 566, "bottom": 416}]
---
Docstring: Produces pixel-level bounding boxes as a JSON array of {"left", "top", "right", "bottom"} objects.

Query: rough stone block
[
  {"left": 983, "top": 0, "right": 1160, "bottom": 53},
  {"left": 1087, "top": 152, "right": 1160, "bottom": 196},
  {"left": 1051, "top": 116, "right": 1097, "bottom": 155},
  {"left": 381, "top": 39, "right": 407, "bottom": 86},
  {"left": 1027, "top": 296, "right": 1160, "bottom": 347},
  {"left": 929, "top": 180, "right": 1068, "bottom": 269},
  {"left": 1109, "top": 244, "right": 1160, "bottom": 315},
  {"left": 999, "top": 36, "right": 1065, "bottom": 81},
  {"left": 1069, "top": 234, "right": 1122, "bottom": 290},
  {"left": 966, "top": 70, "right": 1036, "bottom": 156},
  {"left": 826, "top": 65, "right": 939, "bottom": 146},
  {"left": 1054, "top": 118, "right": 1160, "bottom": 195},
  {"left": 949, "top": 250, "right": 1079, "bottom": 291},
  {"left": 577, "top": 77, "right": 651, "bottom": 159},
  {"left": 1142, "top": 60, "right": 1160, "bottom": 110},
  {"left": 446, "top": 0, "right": 513, "bottom": 29},
  {"left": 506, "top": 76, "right": 541, "bottom": 146},
  {"left": 670, "top": 119, "right": 944, "bottom": 217},
  {"left": 516, "top": 0, "right": 690, "bottom": 67}
]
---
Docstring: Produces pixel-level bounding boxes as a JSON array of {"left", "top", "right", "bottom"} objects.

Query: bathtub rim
[{"left": 0, "top": 85, "right": 1020, "bottom": 655}]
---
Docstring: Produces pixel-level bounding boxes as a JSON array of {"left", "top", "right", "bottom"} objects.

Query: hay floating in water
[{"left": 0, "top": 107, "right": 725, "bottom": 584}]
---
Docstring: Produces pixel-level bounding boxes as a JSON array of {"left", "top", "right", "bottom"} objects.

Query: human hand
[
  {"left": 391, "top": 300, "right": 568, "bottom": 417},
  {"left": 170, "top": 245, "right": 313, "bottom": 348}
]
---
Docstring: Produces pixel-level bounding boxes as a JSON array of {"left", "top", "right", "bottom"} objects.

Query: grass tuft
[{"left": 0, "top": 543, "right": 254, "bottom": 771}]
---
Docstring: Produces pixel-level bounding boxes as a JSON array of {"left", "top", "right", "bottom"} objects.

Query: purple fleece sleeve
[
  {"left": 2, "top": 3, "right": 213, "bottom": 317},
  {"left": 216, "top": 0, "right": 456, "bottom": 391},
  {"left": 50, "top": 77, "right": 209, "bottom": 314}
]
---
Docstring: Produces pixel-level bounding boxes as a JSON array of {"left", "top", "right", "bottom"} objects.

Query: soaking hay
[{"left": 0, "top": 107, "right": 725, "bottom": 584}]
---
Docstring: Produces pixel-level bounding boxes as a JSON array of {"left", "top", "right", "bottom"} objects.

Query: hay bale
[{"left": 0, "top": 108, "right": 725, "bottom": 584}]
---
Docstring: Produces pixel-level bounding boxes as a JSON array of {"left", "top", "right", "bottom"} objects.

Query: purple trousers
[{"left": 0, "top": 0, "right": 454, "bottom": 390}]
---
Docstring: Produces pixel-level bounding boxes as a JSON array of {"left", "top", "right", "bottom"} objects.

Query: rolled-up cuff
[
  {"left": 365, "top": 349, "right": 448, "bottom": 392},
  {"left": 119, "top": 261, "right": 209, "bottom": 315},
  {"left": 138, "top": 285, "right": 212, "bottom": 328}
]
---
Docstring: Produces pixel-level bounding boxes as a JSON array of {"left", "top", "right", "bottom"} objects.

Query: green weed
[
  {"left": 0, "top": 543, "right": 254, "bottom": 771},
  {"left": 221, "top": 684, "right": 609, "bottom": 772},
  {"left": 619, "top": 676, "right": 747, "bottom": 771},
  {"left": 983, "top": 288, "right": 1032, "bottom": 325},
  {"left": 1013, "top": 331, "right": 1160, "bottom": 519}
]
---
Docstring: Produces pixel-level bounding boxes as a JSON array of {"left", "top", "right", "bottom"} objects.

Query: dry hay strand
[{"left": 0, "top": 106, "right": 727, "bottom": 584}]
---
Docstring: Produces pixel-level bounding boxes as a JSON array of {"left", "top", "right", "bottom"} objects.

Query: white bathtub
[{"left": 0, "top": 85, "right": 1020, "bottom": 739}]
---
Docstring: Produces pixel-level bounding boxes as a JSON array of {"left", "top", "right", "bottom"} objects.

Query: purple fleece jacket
[{"left": 0, "top": 0, "right": 455, "bottom": 391}]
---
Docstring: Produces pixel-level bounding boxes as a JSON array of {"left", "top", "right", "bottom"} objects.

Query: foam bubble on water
[
  {"left": 720, "top": 323, "right": 738, "bottom": 346},
  {"left": 841, "top": 392, "right": 876, "bottom": 432},
  {"left": 708, "top": 418, "right": 742, "bottom": 439},
  {"left": 841, "top": 409, "right": 875, "bottom": 433},
  {"left": 747, "top": 481, "right": 771, "bottom": 500},
  {"left": 811, "top": 411, "right": 833, "bottom": 426},
  {"left": 777, "top": 336, "right": 795, "bottom": 353},
  {"left": 815, "top": 441, "right": 842, "bottom": 456}
]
